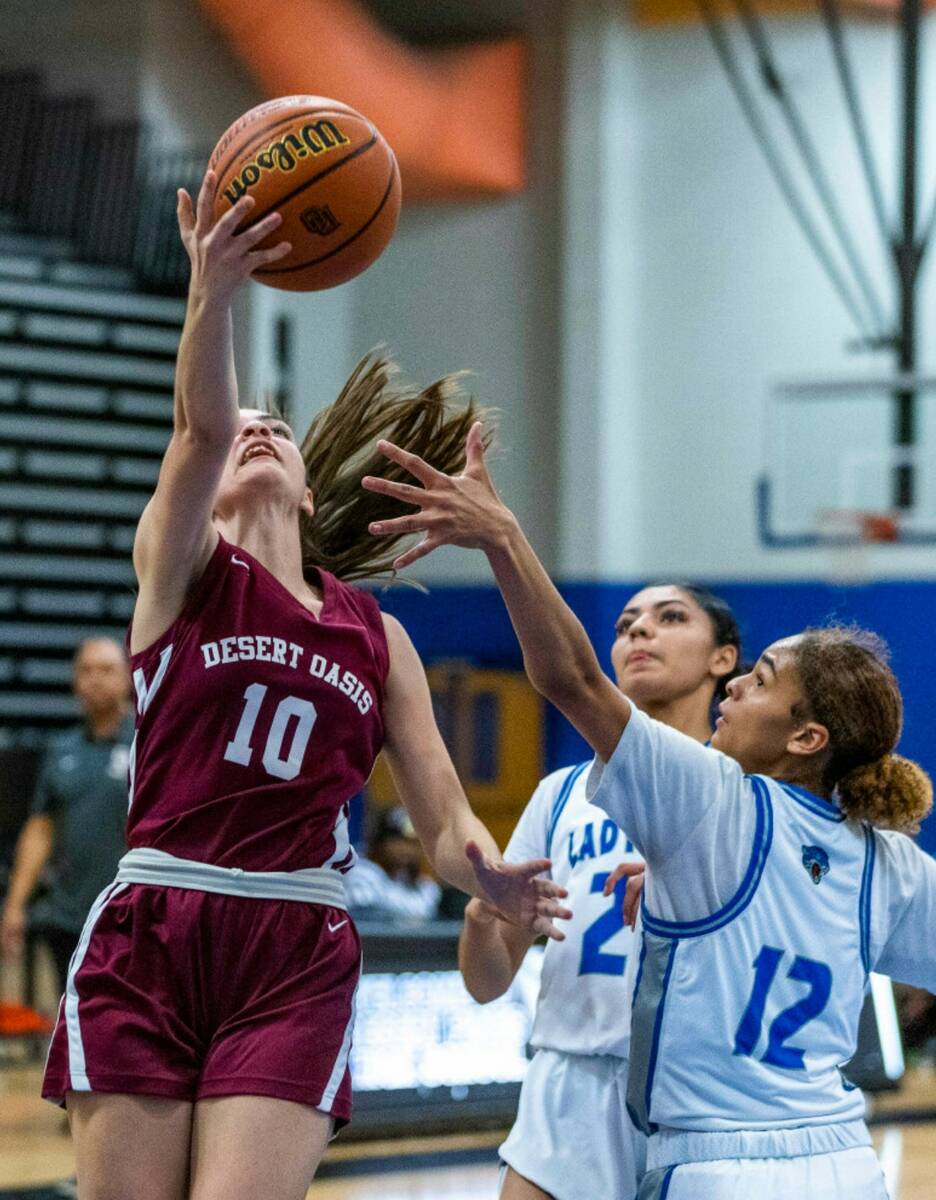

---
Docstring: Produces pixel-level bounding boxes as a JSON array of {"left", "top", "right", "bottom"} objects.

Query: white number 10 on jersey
[{"left": 224, "top": 683, "right": 318, "bottom": 781}]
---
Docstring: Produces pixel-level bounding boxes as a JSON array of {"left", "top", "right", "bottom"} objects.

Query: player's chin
[{"left": 621, "top": 678, "right": 667, "bottom": 705}]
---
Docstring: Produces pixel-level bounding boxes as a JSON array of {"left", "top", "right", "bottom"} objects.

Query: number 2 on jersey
[
  {"left": 734, "top": 945, "right": 832, "bottom": 1069},
  {"left": 224, "top": 683, "right": 318, "bottom": 781},
  {"left": 579, "top": 871, "right": 628, "bottom": 977}
]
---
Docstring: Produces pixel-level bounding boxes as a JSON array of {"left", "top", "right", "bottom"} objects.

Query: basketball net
[{"left": 815, "top": 507, "right": 901, "bottom": 584}]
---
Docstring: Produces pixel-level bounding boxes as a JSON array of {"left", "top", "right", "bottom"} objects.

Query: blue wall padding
[{"left": 376, "top": 579, "right": 936, "bottom": 854}]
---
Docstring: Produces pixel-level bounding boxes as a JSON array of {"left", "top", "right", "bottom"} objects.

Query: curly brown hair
[
  {"left": 791, "top": 626, "right": 932, "bottom": 832},
  {"left": 297, "top": 353, "right": 493, "bottom": 583}
]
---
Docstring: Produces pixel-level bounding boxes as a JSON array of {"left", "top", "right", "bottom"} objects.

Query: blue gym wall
[{"left": 378, "top": 579, "right": 936, "bottom": 856}]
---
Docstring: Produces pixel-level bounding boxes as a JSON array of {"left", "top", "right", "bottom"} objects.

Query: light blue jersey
[
  {"left": 587, "top": 701, "right": 936, "bottom": 1151},
  {"left": 505, "top": 763, "right": 643, "bottom": 1057}
]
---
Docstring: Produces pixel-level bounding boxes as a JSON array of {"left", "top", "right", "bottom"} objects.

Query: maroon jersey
[{"left": 127, "top": 535, "right": 389, "bottom": 873}]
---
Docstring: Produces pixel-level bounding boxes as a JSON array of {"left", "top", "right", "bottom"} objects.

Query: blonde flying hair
[{"left": 296, "top": 353, "right": 493, "bottom": 584}]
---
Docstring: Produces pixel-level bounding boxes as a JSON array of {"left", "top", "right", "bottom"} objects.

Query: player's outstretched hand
[
  {"left": 465, "top": 839, "right": 572, "bottom": 942},
  {"left": 603, "top": 860, "right": 646, "bottom": 929},
  {"left": 177, "top": 170, "right": 291, "bottom": 301},
  {"left": 362, "top": 422, "right": 515, "bottom": 570}
]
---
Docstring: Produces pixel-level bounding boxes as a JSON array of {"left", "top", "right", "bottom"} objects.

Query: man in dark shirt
[{"left": 1, "top": 638, "right": 133, "bottom": 990}]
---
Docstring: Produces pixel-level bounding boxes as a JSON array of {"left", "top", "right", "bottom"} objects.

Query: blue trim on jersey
[
  {"left": 640, "top": 776, "right": 774, "bottom": 939},
  {"left": 644, "top": 940, "right": 678, "bottom": 1135},
  {"left": 545, "top": 761, "right": 589, "bottom": 858},
  {"left": 659, "top": 1166, "right": 677, "bottom": 1200},
  {"left": 859, "top": 825, "right": 876, "bottom": 974},
  {"left": 779, "top": 781, "right": 845, "bottom": 823}
]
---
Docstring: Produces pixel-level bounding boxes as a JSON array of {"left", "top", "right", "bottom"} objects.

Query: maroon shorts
[{"left": 42, "top": 881, "right": 361, "bottom": 1124}]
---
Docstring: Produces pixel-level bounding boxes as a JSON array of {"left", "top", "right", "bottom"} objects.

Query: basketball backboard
[{"left": 757, "top": 373, "right": 936, "bottom": 561}]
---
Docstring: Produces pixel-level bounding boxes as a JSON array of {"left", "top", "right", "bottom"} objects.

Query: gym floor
[{"left": 2, "top": 1063, "right": 936, "bottom": 1199}]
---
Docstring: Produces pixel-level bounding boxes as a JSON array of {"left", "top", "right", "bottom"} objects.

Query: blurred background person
[
  {"left": 346, "top": 804, "right": 442, "bottom": 922},
  {"left": 0, "top": 638, "right": 133, "bottom": 997}
]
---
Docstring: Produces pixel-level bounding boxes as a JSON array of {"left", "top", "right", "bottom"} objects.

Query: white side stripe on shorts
[
  {"left": 65, "top": 881, "right": 129, "bottom": 1092},
  {"left": 318, "top": 961, "right": 360, "bottom": 1113}
]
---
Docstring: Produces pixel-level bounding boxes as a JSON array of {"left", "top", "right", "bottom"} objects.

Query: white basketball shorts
[
  {"left": 499, "top": 1047, "right": 646, "bottom": 1200},
  {"left": 638, "top": 1146, "right": 889, "bottom": 1199}
]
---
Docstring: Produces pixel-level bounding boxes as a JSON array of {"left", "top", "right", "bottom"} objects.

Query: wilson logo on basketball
[
  {"left": 301, "top": 206, "right": 341, "bottom": 237},
  {"left": 222, "top": 120, "right": 351, "bottom": 207}
]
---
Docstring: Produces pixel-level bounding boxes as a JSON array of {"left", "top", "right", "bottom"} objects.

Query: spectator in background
[
  {"left": 346, "top": 804, "right": 442, "bottom": 921},
  {"left": 0, "top": 637, "right": 133, "bottom": 993}
]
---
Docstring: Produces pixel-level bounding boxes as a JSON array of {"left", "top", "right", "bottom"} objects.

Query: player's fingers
[
  {"left": 537, "top": 898, "right": 573, "bottom": 922},
  {"left": 533, "top": 880, "right": 569, "bottom": 902},
  {"left": 623, "top": 876, "right": 643, "bottom": 929},
  {"left": 195, "top": 170, "right": 218, "bottom": 234},
  {"left": 361, "top": 476, "right": 427, "bottom": 505},
  {"left": 248, "top": 241, "right": 293, "bottom": 269},
  {"left": 212, "top": 194, "right": 254, "bottom": 240},
  {"left": 464, "top": 839, "right": 486, "bottom": 868},
  {"left": 236, "top": 208, "right": 282, "bottom": 248},
  {"left": 602, "top": 860, "right": 645, "bottom": 896},
  {"left": 464, "top": 421, "right": 488, "bottom": 475},
  {"left": 176, "top": 189, "right": 195, "bottom": 236},
  {"left": 376, "top": 438, "right": 447, "bottom": 488},
  {"left": 508, "top": 857, "right": 552, "bottom": 880},
  {"left": 391, "top": 537, "right": 442, "bottom": 571},
  {"left": 369, "top": 513, "right": 432, "bottom": 539},
  {"left": 536, "top": 917, "right": 566, "bottom": 943}
]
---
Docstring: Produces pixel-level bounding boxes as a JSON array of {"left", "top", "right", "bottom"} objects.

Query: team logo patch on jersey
[{"left": 802, "top": 844, "right": 830, "bottom": 885}]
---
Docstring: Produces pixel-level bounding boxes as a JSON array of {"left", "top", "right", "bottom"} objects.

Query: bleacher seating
[
  {"left": 0, "top": 246, "right": 181, "bottom": 732},
  {"left": 0, "top": 70, "right": 219, "bottom": 739},
  {"left": 0, "top": 69, "right": 203, "bottom": 295}
]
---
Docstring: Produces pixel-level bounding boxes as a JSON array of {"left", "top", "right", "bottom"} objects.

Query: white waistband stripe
[
  {"left": 647, "top": 1119, "right": 872, "bottom": 1169},
  {"left": 115, "top": 848, "right": 347, "bottom": 909}
]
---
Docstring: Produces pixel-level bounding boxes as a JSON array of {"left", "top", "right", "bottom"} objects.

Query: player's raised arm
[
  {"left": 131, "top": 173, "right": 290, "bottom": 649},
  {"left": 362, "top": 425, "right": 630, "bottom": 763},
  {"left": 379, "top": 614, "right": 571, "bottom": 940}
]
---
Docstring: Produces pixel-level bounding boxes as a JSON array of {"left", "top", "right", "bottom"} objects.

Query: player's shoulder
[
  {"left": 532, "top": 760, "right": 591, "bottom": 806},
  {"left": 505, "top": 761, "right": 593, "bottom": 865},
  {"left": 866, "top": 826, "right": 936, "bottom": 962},
  {"left": 513, "top": 761, "right": 591, "bottom": 834},
  {"left": 871, "top": 825, "right": 935, "bottom": 884}
]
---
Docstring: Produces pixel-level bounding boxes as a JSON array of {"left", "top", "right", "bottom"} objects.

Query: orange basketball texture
[{"left": 208, "top": 96, "right": 401, "bottom": 292}]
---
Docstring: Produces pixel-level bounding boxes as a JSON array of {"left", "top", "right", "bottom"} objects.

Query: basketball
[{"left": 208, "top": 95, "right": 401, "bottom": 292}]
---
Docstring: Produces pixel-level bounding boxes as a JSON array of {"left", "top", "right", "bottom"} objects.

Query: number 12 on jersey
[
  {"left": 224, "top": 683, "right": 318, "bottom": 781},
  {"left": 734, "top": 945, "right": 832, "bottom": 1070}
]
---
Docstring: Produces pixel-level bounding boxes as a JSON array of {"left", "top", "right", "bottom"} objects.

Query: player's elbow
[{"left": 461, "top": 973, "right": 507, "bottom": 1005}]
